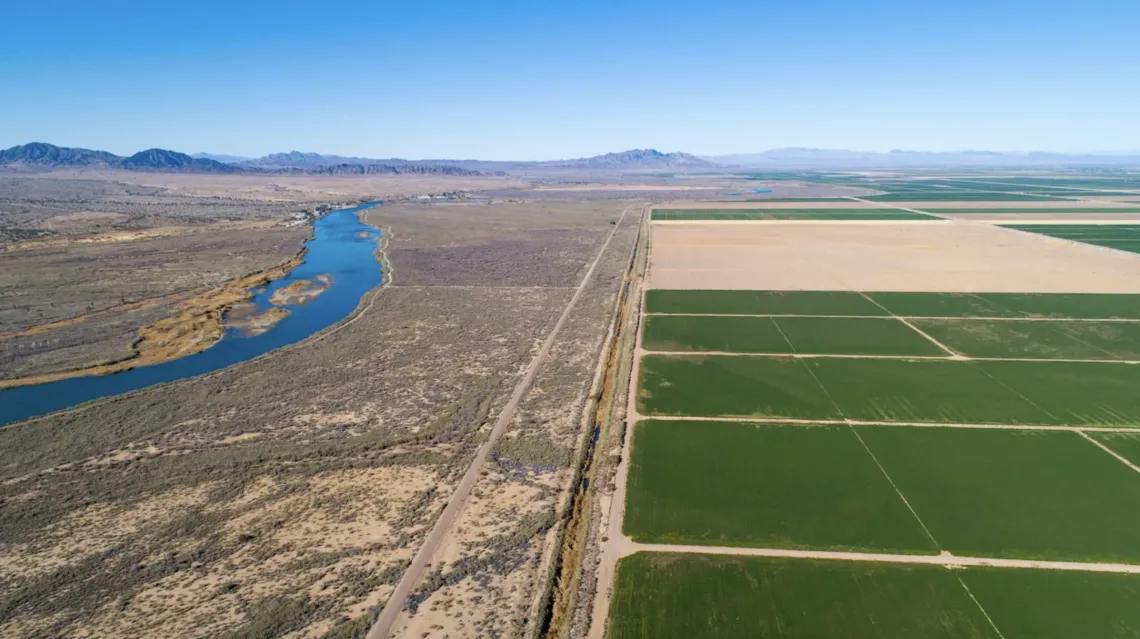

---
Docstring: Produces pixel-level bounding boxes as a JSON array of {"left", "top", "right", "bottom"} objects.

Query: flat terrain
[
  {"left": 641, "top": 315, "right": 943, "bottom": 355},
  {"left": 624, "top": 421, "right": 935, "bottom": 551},
  {"left": 610, "top": 553, "right": 1140, "bottom": 639},
  {"left": 857, "top": 427, "right": 1140, "bottom": 562},
  {"left": 1003, "top": 223, "right": 1140, "bottom": 255},
  {"left": 648, "top": 289, "right": 1140, "bottom": 318},
  {"left": 640, "top": 355, "right": 1140, "bottom": 426},
  {"left": 609, "top": 554, "right": 1000, "bottom": 639},
  {"left": 591, "top": 179, "right": 1140, "bottom": 639},
  {"left": 651, "top": 208, "right": 934, "bottom": 220},
  {"left": 649, "top": 221, "right": 1140, "bottom": 291}
]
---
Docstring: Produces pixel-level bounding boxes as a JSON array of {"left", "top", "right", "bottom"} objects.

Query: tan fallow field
[{"left": 649, "top": 220, "right": 1140, "bottom": 292}]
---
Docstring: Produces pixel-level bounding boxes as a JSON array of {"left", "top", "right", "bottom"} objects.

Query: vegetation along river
[{"left": 0, "top": 203, "right": 383, "bottom": 426}]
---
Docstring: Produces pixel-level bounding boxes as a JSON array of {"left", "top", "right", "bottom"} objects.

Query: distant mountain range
[
  {"left": 3, "top": 143, "right": 716, "bottom": 175},
  {"left": 706, "top": 148, "right": 1140, "bottom": 168},
  {"left": 1, "top": 143, "right": 489, "bottom": 176},
  {"left": 12, "top": 142, "right": 1130, "bottom": 175}
]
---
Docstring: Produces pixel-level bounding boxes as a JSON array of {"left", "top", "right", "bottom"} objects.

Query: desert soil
[{"left": 649, "top": 220, "right": 1140, "bottom": 292}]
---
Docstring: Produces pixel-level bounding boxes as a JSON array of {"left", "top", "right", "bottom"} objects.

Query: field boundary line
[
  {"left": 970, "top": 365, "right": 1062, "bottom": 423},
  {"left": 367, "top": 204, "right": 635, "bottom": 639},
  {"left": 956, "top": 576, "right": 1008, "bottom": 639},
  {"left": 641, "top": 349, "right": 1140, "bottom": 365},
  {"left": 855, "top": 292, "right": 961, "bottom": 357},
  {"left": 1076, "top": 430, "right": 1140, "bottom": 475},
  {"left": 847, "top": 425, "right": 943, "bottom": 552},
  {"left": 643, "top": 351, "right": 945, "bottom": 360},
  {"left": 1050, "top": 325, "right": 1121, "bottom": 360},
  {"left": 646, "top": 312, "right": 1140, "bottom": 323},
  {"left": 845, "top": 197, "right": 953, "bottom": 219},
  {"left": 782, "top": 344, "right": 944, "bottom": 552},
  {"left": 637, "top": 415, "right": 1140, "bottom": 433},
  {"left": 621, "top": 542, "right": 1140, "bottom": 574}
]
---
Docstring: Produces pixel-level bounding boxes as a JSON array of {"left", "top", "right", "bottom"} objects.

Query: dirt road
[
  {"left": 618, "top": 542, "right": 1140, "bottom": 575},
  {"left": 367, "top": 204, "right": 638, "bottom": 639}
]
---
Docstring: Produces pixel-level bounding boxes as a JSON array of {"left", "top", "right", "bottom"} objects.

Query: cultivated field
[{"left": 591, "top": 175, "right": 1140, "bottom": 638}]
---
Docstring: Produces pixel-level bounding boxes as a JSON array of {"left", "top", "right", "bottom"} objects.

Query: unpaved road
[
  {"left": 618, "top": 542, "right": 1140, "bottom": 574},
  {"left": 367, "top": 204, "right": 638, "bottom": 639}
]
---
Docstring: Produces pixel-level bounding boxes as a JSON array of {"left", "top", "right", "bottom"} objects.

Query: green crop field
[
  {"left": 858, "top": 427, "right": 1140, "bottom": 561},
  {"left": 1004, "top": 224, "right": 1140, "bottom": 255},
  {"left": 805, "top": 358, "right": 1054, "bottom": 423},
  {"left": 912, "top": 319, "right": 1140, "bottom": 360},
  {"left": 773, "top": 316, "right": 943, "bottom": 355},
  {"left": 624, "top": 420, "right": 936, "bottom": 551},
  {"left": 641, "top": 315, "right": 795, "bottom": 353},
  {"left": 864, "top": 192, "right": 1059, "bottom": 202},
  {"left": 974, "top": 359, "right": 1140, "bottom": 426},
  {"left": 646, "top": 290, "right": 1140, "bottom": 319},
  {"left": 868, "top": 291, "right": 1140, "bottom": 319},
  {"left": 651, "top": 208, "right": 935, "bottom": 220},
  {"left": 609, "top": 554, "right": 1000, "bottom": 639},
  {"left": 1088, "top": 432, "right": 1140, "bottom": 466},
  {"left": 959, "top": 568, "right": 1140, "bottom": 639},
  {"left": 867, "top": 292, "right": 1025, "bottom": 317},
  {"left": 643, "top": 289, "right": 888, "bottom": 316},
  {"left": 925, "top": 208, "right": 1140, "bottom": 214},
  {"left": 640, "top": 355, "right": 1140, "bottom": 424},
  {"left": 641, "top": 315, "right": 943, "bottom": 355},
  {"left": 637, "top": 355, "right": 841, "bottom": 419}
]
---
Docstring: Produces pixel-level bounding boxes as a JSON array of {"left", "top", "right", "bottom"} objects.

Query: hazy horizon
[{"left": 4, "top": 0, "right": 1138, "bottom": 160}]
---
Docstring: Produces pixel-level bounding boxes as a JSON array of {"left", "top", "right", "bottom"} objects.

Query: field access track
[{"left": 607, "top": 289, "right": 1140, "bottom": 638}]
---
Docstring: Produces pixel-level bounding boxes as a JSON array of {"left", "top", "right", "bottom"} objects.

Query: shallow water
[{"left": 0, "top": 203, "right": 383, "bottom": 426}]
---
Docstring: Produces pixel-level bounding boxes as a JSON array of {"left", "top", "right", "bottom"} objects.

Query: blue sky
[{"left": 2, "top": 0, "right": 1138, "bottom": 159}]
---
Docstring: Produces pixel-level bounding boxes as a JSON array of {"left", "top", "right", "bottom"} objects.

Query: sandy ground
[
  {"left": 25, "top": 170, "right": 527, "bottom": 201},
  {"left": 536, "top": 185, "right": 722, "bottom": 192},
  {"left": 653, "top": 200, "right": 884, "bottom": 210},
  {"left": 367, "top": 205, "right": 638, "bottom": 638},
  {"left": 649, "top": 220, "right": 1140, "bottom": 292}
]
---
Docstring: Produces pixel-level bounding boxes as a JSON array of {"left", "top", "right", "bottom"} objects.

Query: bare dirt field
[
  {"left": 0, "top": 197, "right": 634, "bottom": 639},
  {"left": 653, "top": 200, "right": 883, "bottom": 210},
  {"left": 649, "top": 220, "right": 1140, "bottom": 292}
]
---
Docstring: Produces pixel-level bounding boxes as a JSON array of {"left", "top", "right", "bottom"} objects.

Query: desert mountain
[{"left": 0, "top": 143, "right": 487, "bottom": 176}]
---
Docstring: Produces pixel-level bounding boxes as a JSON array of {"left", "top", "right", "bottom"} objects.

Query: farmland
[
  {"left": 1004, "top": 223, "right": 1140, "bottom": 255},
  {"left": 609, "top": 554, "right": 1140, "bottom": 639},
  {"left": 641, "top": 315, "right": 944, "bottom": 355},
  {"left": 591, "top": 181, "right": 1140, "bottom": 639},
  {"left": 651, "top": 208, "right": 935, "bottom": 220},
  {"left": 638, "top": 354, "right": 1140, "bottom": 426},
  {"left": 624, "top": 420, "right": 935, "bottom": 552}
]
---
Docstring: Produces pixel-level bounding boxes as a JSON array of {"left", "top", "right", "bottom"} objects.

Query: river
[{"left": 0, "top": 202, "right": 384, "bottom": 426}]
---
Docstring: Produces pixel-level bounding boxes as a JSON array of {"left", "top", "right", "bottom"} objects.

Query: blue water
[
  {"left": 753, "top": 188, "right": 773, "bottom": 194},
  {"left": 0, "top": 203, "right": 383, "bottom": 426}
]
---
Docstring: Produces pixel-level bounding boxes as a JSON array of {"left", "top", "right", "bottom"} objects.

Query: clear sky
[{"left": 3, "top": 0, "right": 1138, "bottom": 159}]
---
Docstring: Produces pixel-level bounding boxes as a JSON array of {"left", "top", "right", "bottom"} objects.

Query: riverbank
[{"left": 0, "top": 249, "right": 310, "bottom": 389}]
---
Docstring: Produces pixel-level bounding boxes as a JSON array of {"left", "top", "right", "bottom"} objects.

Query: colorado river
[{"left": 0, "top": 202, "right": 384, "bottom": 426}]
